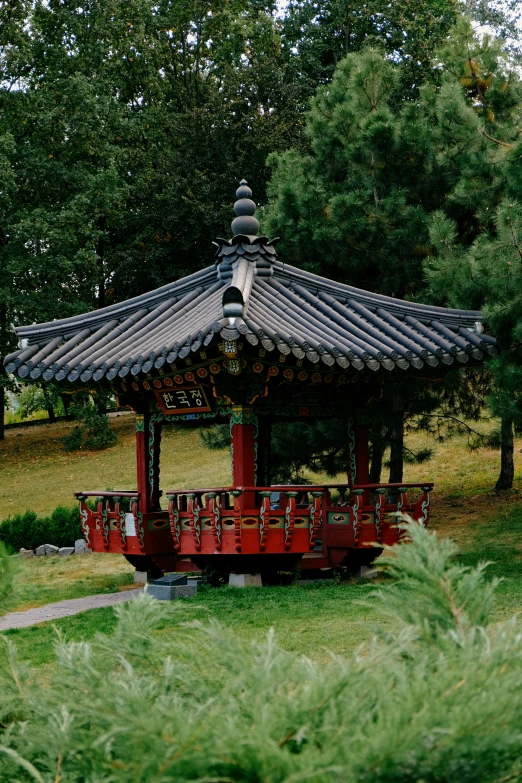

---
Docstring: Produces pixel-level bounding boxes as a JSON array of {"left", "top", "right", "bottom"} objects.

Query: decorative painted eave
[{"left": 4, "top": 179, "right": 497, "bottom": 384}]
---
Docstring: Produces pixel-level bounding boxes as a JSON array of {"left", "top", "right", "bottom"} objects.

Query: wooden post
[
  {"left": 230, "top": 406, "right": 258, "bottom": 507},
  {"left": 136, "top": 410, "right": 162, "bottom": 516}
]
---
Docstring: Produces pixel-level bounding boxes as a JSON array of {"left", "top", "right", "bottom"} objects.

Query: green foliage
[
  {"left": 282, "top": 0, "right": 460, "bottom": 102},
  {"left": 61, "top": 395, "right": 117, "bottom": 452},
  {"left": 15, "top": 384, "right": 64, "bottom": 421},
  {"left": 0, "top": 506, "right": 82, "bottom": 552},
  {"left": 2, "top": 523, "right": 522, "bottom": 780}
]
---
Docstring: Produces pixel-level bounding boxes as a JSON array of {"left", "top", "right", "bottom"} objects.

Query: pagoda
[{"left": 4, "top": 180, "right": 497, "bottom": 578}]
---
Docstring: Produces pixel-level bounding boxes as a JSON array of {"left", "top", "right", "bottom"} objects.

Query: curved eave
[
  {"left": 14, "top": 265, "right": 218, "bottom": 344},
  {"left": 4, "top": 256, "right": 497, "bottom": 384}
]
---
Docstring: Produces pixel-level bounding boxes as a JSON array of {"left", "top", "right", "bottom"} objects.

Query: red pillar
[
  {"left": 230, "top": 406, "right": 257, "bottom": 508},
  {"left": 136, "top": 410, "right": 162, "bottom": 514}
]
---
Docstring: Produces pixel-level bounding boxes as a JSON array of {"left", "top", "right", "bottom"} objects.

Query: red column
[
  {"left": 230, "top": 406, "right": 257, "bottom": 508},
  {"left": 136, "top": 410, "right": 162, "bottom": 514}
]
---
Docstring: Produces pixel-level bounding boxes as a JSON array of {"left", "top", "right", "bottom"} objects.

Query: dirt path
[{"left": 0, "top": 589, "right": 143, "bottom": 631}]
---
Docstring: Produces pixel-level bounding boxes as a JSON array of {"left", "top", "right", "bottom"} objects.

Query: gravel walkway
[{"left": 0, "top": 589, "right": 143, "bottom": 631}]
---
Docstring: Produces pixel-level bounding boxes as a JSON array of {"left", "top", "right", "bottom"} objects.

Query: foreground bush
[
  {"left": 0, "top": 522, "right": 520, "bottom": 781},
  {"left": 0, "top": 505, "right": 81, "bottom": 551}
]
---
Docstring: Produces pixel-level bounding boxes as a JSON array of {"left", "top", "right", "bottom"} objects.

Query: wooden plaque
[{"left": 154, "top": 385, "right": 211, "bottom": 415}]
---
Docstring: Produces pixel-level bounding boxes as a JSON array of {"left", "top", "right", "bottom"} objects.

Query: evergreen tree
[{"left": 425, "top": 21, "right": 522, "bottom": 489}]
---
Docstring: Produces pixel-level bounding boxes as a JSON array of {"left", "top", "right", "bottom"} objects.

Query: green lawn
[{"left": 2, "top": 415, "right": 522, "bottom": 673}]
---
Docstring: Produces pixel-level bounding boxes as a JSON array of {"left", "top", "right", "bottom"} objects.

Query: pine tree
[{"left": 424, "top": 20, "right": 522, "bottom": 489}]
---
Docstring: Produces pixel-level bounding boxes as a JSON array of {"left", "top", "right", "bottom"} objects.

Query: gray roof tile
[{"left": 4, "top": 235, "right": 496, "bottom": 382}]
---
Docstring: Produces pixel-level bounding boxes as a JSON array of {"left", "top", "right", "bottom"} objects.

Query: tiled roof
[{"left": 4, "top": 232, "right": 496, "bottom": 383}]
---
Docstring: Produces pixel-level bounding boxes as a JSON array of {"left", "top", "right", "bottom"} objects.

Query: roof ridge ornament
[{"left": 231, "top": 179, "right": 260, "bottom": 237}]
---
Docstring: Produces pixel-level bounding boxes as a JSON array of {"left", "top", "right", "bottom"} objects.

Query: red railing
[{"left": 75, "top": 482, "right": 433, "bottom": 557}]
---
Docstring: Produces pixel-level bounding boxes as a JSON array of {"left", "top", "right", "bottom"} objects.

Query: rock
[
  {"left": 58, "top": 547, "right": 74, "bottom": 556},
  {"left": 35, "top": 545, "right": 46, "bottom": 557},
  {"left": 74, "top": 539, "right": 91, "bottom": 554},
  {"left": 44, "top": 544, "right": 59, "bottom": 556},
  {"left": 146, "top": 583, "right": 196, "bottom": 601},
  {"left": 19, "top": 548, "right": 35, "bottom": 558},
  {"left": 229, "top": 573, "right": 262, "bottom": 588},
  {"left": 186, "top": 576, "right": 202, "bottom": 589}
]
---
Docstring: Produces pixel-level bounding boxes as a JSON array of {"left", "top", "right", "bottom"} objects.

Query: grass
[
  {"left": 2, "top": 414, "right": 522, "bottom": 672},
  {"left": 0, "top": 415, "right": 232, "bottom": 520},
  {"left": 2, "top": 553, "right": 136, "bottom": 614},
  {"left": 3, "top": 580, "right": 379, "bottom": 670}
]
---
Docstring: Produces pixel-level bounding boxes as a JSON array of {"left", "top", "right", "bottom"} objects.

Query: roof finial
[{"left": 231, "top": 179, "right": 259, "bottom": 237}]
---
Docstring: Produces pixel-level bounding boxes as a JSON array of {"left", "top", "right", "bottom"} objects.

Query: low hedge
[{"left": 0, "top": 505, "right": 83, "bottom": 552}]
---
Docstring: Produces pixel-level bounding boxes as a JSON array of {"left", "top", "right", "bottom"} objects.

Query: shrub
[
  {"left": 1, "top": 521, "right": 522, "bottom": 781},
  {"left": 0, "top": 505, "right": 82, "bottom": 551},
  {"left": 62, "top": 406, "right": 117, "bottom": 451}
]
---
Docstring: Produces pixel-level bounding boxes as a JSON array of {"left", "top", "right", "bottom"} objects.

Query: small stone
[
  {"left": 74, "top": 539, "right": 91, "bottom": 554},
  {"left": 58, "top": 547, "right": 74, "bottom": 556},
  {"left": 35, "top": 545, "right": 46, "bottom": 557},
  {"left": 44, "top": 544, "right": 59, "bottom": 556},
  {"left": 229, "top": 573, "right": 262, "bottom": 588},
  {"left": 19, "top": 548, "right": 35, "bottom": 558}
]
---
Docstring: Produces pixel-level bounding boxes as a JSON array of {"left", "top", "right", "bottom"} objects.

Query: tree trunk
[
  {"left": 0, "top": 385, "right": 4, "bottom": 441},
  {"left": 496, "top": 414, "right": 514, "bottom": 491},
  {"left": 42, "top": 385, "right": 56, "bottom": 423},
  {"left": 388, "top": 391, "right": 404, "bottom": 484},
  {"left": 97, "top": 216, "right": 106, "bottom": 309},
  {"left": 369, "top": 440, "right": 384, "bottom": 484},
  {"left": 61, "top": 393, "right": 73, "bottom": 420}
]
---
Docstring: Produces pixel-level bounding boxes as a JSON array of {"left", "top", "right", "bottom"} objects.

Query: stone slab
[
  {"left": 44, "top": 544, "right": 59, "bottom": 556},
  {"left": 35, "top": 545, "right": 46, "bottom": 557},
  {"left": 58, "top": 547, "right": 74, "bottom": 556},
  {"left": 19, "top": 549, "right": 35, "bottom": 558},
  {"left": 146, "top": 584, "right": 196, "bottom": 601},
  {"left": 154, "top": 574, "right": 187, "bottom": 586},
  {"left": 229, "top": 573, "right": 262, "bottom": 588}
]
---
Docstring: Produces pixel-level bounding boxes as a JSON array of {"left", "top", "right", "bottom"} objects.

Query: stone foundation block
[
  {"left": 134, "top": 570, "right": 160, "bottom": 584},
  {"left": 19, "top": 548, "right": 35, "bottom": 558},
  {"left": 351, "top": 565, "right": 379, "bottom": 580},
  {"left": 44, "top": 544, "right": 59, "bottom": 556},
  {"left": 35, "top": 545, "right": 46, "bottom": 557},
  {"left": 58, "top": 547, "right": 74, "bottom": 556},
  {"left": 229, "top": 573, "right": 262, "bottom": 588}
]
